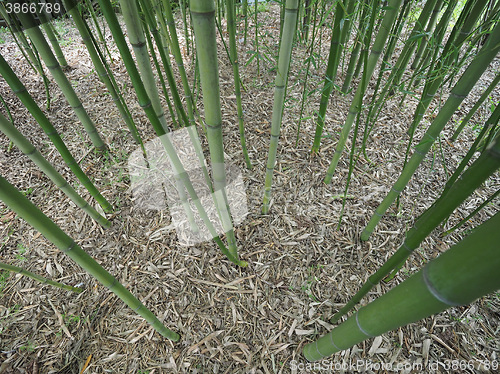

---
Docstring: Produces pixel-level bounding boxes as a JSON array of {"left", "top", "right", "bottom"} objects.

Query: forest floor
[{"left": 0, "top": 3, "right": 499, "bottom": 373}]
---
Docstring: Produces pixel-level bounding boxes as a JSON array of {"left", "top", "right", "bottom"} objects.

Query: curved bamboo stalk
[
  {"left": 411, "top": 0, "right": 458, "bottom": 89},
  {"left": 361, "top": 21, "right": 500, "bottom": 240},
  {"left": 0, "top": 4, "right": 49, "bottom": 82},
  {"left": 261, "top": 0, "right": 299, "bottom": 214},
  {"left": 0, "top": 112, "right": 110, "bottom": 227},
  {"left": 15, "top": 11, "right": 107, "bottom": 152},
  {"left": 364, "top": 0, "right": 440, "bottom": 133},
  {"left": 139, "top": 10, "right": 179, "bottom": 128},
  {"left": 0, "top": 4, "right": 52, "bottom": 110},
  {"left": 143, "top": 0, "right": 192, "bottom": 129},
  {"left": 333, "top": 131, "right": 500, "bottom": 323},
  {"left": 304, "top": 210, "right": 500, "bottom": 361},
  {"left": 441, "top": 103, "right": 500, "bottom": 200},
  {"left": 361, "top": 0, "right": 411, "bottom": 150},
  {"left": 161, "top": 0, "right": 196, "bottom": 124},
  {"left": 296, "top": 0, "right": 321, "bottom": 144},
  {"left": 388, "top": 0, "right": 439, "bottom": 91},
  {"left": 0, "top": 262, "right": 83, "bottom": 293},
  {"left": 158, "top": 0, "right": 214, "bottom": 188},
  {"left": 0, "top": 52, "right": 113, "bottom": 213},
  {"left": 407, "top": 0, "right": 489, "bottom": 138},
  {"left": 323, "top": 0, "right": 402, "bottom": 183},
  {"left": 0, "top": 175, "right": 180, "bottom": 341},
  {"left": 410, "top": 0, "right": 442, "bottom": 70}
]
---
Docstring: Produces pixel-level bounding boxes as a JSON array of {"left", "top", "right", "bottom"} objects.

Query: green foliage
[
  {"left": 0, "top": 26, "right": 8, "bottom": 44},
  {"left": 16, "top": 242, "right": 27, "bottom": 262},
  {"left": 0, "top": 269, "right": 11, "bottom": 296},
  {"left": 19, "top": 340, "right": 36, "bottom": 353}
]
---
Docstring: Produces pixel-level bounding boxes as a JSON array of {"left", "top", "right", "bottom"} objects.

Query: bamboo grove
[{"left": 0, "top": 0, "right": 498, "bottom": 364}]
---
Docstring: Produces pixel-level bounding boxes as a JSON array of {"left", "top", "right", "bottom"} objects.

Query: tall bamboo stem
[
  {"left": 15, "top": 11, "right": 107, "bottom": 152},
  {"left": 0, "top": 112, "right": 110, "bottom": 227},
  {"left": 0, "top": 52, "right": 113, "bottom": 213},
  {"left": 361, "top": 21, "right": 500, "bottom": 240},
  {"left": 323, "top": 0, "right": 402, "bottom": 183},
  {"left": 261, "top": 0, "right": 299, "bottom": 214},
  {"left": 305, "top": 210, "right": 500, "bottom": 361},
  {"left": 0, "top": 175, "right": 180, "bottom": 341}
]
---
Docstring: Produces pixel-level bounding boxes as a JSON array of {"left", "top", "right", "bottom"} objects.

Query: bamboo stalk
[
  {"left": 226, "top": 0, "right": 252, "bottom": 169},
  {"left": 119, "top": 0, "right": 169, "bottom": 132},
  {"left": 190, "top": 0, "right": 241, "bottom": 260},
  {"left": 451, "top": 71, "right": 500, "bottom": 141},
  {"left": 310, "top": 0, "right": 349, "bottom": 153},
  {"left": 61, "top": 0, "right": 144, "bottom": 146},
  {"left": 37, "top": 10, "right": 68, "bottom": 68},
  {"left": 361, "top": 20, "right": 500, "bottom": 240},
  {"left": 0, "top": 52, "right": 113, "bottom": 213},
  {"left": 0, "top": 175, "right": 180, "bottom": 341},
  {"left": 15, "top": 10, "right": 107, "bottom": 152},
  {"left": 333, "top": 131, "right": 500, "bottom": 323},
  {"left": 261, "top": 0, "right": 299, "bottom": 214},
  {"left": 96, "top": 0, "right": 246, "bottom": 266},
  {"left": 304, "top": 211, "right": 500, "bottom": 361},
  {"left": 0, "top": 112, "right": 110, "bottom": 227},
  {"left": 323, "top": 0, "right": 402, "bottom": 183},
  {"left": 0, "top": 262, "right": 83, "bottom": 293}
]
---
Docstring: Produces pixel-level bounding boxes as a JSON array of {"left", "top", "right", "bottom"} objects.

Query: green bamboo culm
[
  {"left": 161, "top": 0, "right": 195, "bottom": 123},
  {"left": 226, "top": 0, "right": 252, "bottom": 169},
  {"left": 0, "top": 53, "right": 113, "bottom": 213},
  {"left": 409, "top": 0, "right": 442, "bottom": 71},
  {"left": 310, "top": 0, "right": 348, "bottom": 154},
  {"left": 0, "top": 112, "right": 110, "bottom": 227},
  {"left": 364, "top": 0, "right": 440, "bottom": 133},
  {"left": 304, "top": 211, "right": 500, "bottom": 361},
  {"left": 361, "top": 20, "right": 500, "bottom": 241},
  {"left": 14, "top": 9, "right": 107, "bottom": 152},
  {"left": 143, "top": 0, "right": 192, "bottom": 130},
  {"left": 137, "top": 0, "right": 181, "bottom": 129},
  {"left": 0, "top": 175, "right": 180, "bottom": 341},
  {"left": 331, "top": 131, "right": 500, "bottom": 323},
  {"left": 451, "top": 71, "right": 500, "bottom": 141},
  {"left": 440, "top": 103, "right": 500, "bottom": 201},
  {"left": 411, "top": 0, "right": 458, "bottom": 89},
  {"left": 160, "top": 0, "right": 214, "bottom": 189},
  {"left": 190, "top": 0, "right": 241, "bottom": 260},
  {"left": 0, "top": 262, "right": 83, "bottom": 293},
  {"left": 96, "top": 0, "right": 246, "bottom": 267},
  {"left": 0, "top": 4, "right": 52, "bottom": 108},
  {"left": 119, "top": 0, "right": 170, "bottom": 132},
  {"left": 0, "top": 4, "right": 36, "bottom": 73},
  {"left": 341, "top": 0, "right": 373, "bottom": 94},
  {"left": 323, "top": 0, "right": 402, "bottom": 184},
  {"left": 406, "top": 0, "right": 488, "bottom": 138},
  {"left": 61, "top": 0, "right": 144, "bottom": 146},
  {"left": 442, "top": 188, "right": 500, "bottom": 237},
  {"left": 36, "top": 9, "right": 68, "bottom": 68},
  {"left": 261, "top": 0, "right": 299, "bottom": 214}
]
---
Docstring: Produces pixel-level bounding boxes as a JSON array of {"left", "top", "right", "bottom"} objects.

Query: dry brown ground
[{"left": 0, "top": 3, "right": 499, "bottom": 373}]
